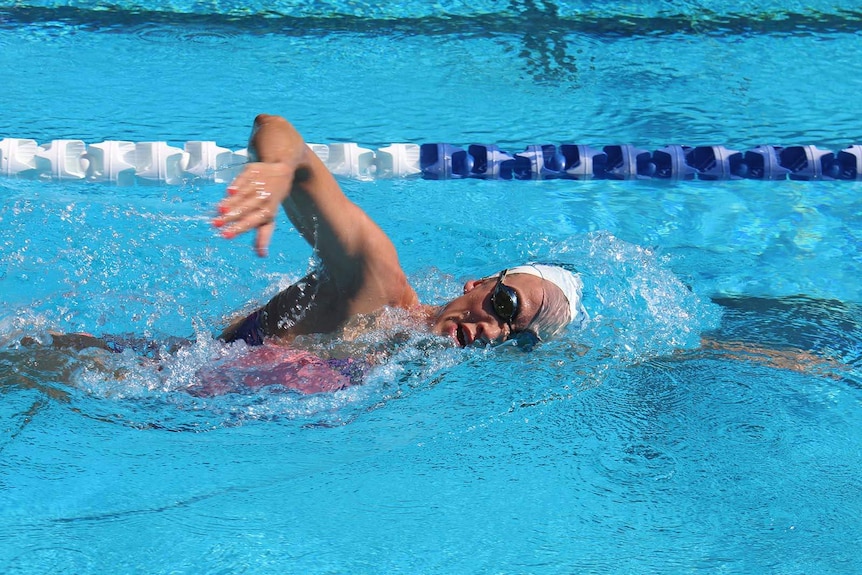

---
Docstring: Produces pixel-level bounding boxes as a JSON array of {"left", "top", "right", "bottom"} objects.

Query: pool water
[{"left": 2, "top": 2, "right": 862, "bottom": 573}]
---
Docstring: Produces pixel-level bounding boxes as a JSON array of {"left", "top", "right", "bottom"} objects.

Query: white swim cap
[{"left": 505, "top": 264, "right": 589, "bottom": 333}]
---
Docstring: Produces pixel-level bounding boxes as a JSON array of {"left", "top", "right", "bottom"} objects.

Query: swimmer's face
[{"left": 431, "top": 272, "right": 546, "bottom": 348}]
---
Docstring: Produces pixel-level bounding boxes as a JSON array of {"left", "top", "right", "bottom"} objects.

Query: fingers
[
  {"left": 214, "top": 202, "right": 278, "bottom": 240},
  {"left": 219, "top": 167, "right": 275, "bottom": 220},
  {"left": 254, "top": 221, "right": 275, "bottom": 257},
  {"left": 213, "top": 162, "right": 293, "bottom": 246}
]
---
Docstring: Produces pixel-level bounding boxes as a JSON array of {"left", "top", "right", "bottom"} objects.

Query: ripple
[
  {"left": 182, "top": 29, "right": 237, "bottom": 44},
  {"left": 130, "top": 22, "right": 183, "bottom": 44},
  {"left": 4, "top": 547, "right": 94, "bottom": 575}
]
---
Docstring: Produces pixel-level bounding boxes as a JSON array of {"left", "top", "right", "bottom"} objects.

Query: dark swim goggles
[
  {"left": 490, "top": 269, "right": 540, "bottom": 351},
  {"left": 490, "top": 269, "right": 520, "bottom": 328}
]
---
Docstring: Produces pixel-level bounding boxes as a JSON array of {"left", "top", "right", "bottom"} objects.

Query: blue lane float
[
  {"left": 561, "top": 144, "right": 607, "bottom": 179},
  {"left": 466, "top": 144, "right": 514, "bottom": 179},
  {"left": 837, "top": 145, "right": 862, "bottom": 179},
  {"left": 740, "top": 145, "right": 789, "bottom": 180},
  {"left": 2, "top": 137, "right": 862, "bottom": 184}
]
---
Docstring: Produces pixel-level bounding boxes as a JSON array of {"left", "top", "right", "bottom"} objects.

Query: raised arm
[
  {"left": 215, "top": 115, "right": 418, "bottom": 339},
  {"left": 216, "top": 115, "right": 367, "bottom": 265}
]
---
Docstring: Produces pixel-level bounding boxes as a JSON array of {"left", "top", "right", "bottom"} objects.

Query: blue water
[{"left": 2, "top": 2, "right": 862, "bottom": 573}]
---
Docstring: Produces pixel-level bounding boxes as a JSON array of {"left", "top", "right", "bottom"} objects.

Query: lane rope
[{"left": 2, "top": 138, "right": 860, "bottom": 184}]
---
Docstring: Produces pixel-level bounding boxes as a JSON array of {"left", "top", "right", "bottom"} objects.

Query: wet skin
[{"left": 429, "top": 273, "right": 547, "bottom": 347}]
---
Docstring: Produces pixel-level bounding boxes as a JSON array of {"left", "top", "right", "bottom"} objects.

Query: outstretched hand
[{"left": 213, "top": 161, "right": 295, "bottom": 257}]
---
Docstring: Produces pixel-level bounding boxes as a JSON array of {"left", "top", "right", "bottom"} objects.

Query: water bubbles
[{"left": 558, "top": 232, "right": 722, "bottom": 363}]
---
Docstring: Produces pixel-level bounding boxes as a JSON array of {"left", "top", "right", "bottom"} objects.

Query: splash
[{"left": 513, "top": 232, "right": 723, "bottom": 388}]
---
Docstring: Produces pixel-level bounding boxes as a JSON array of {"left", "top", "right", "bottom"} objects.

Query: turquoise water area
[{"left": 1, "top": 2, "right": 861, "bottom": 573}]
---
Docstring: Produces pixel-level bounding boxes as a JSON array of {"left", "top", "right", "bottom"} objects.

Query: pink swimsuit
[{"left": 192, "top": 344, "right": 365, "bottom": 396}]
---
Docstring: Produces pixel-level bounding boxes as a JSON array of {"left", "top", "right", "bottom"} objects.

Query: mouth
[{"left": 456, "top": 325, "right": 467, "bottom": 347}]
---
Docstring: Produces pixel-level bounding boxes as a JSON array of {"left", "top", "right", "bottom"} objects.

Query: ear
[{"left": 462, "top": 279, "right": 482, "bottom": 294}]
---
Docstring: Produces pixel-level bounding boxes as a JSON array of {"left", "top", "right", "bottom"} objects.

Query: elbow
[{"left": 253, "top": 113, "right": 290, "bottom": 129}]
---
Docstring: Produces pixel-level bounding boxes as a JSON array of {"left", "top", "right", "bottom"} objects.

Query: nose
[{"left": 474, "top": 319, "right": 506, "bottom": 346}]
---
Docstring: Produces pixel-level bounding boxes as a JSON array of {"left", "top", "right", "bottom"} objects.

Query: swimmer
[{"left": 215, "top": 114, "right": 587, "bottom": 350}]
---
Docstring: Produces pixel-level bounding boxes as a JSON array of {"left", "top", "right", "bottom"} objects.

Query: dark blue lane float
[{"left": 421, "top": 143, "right": 862, "bottom": 181}]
